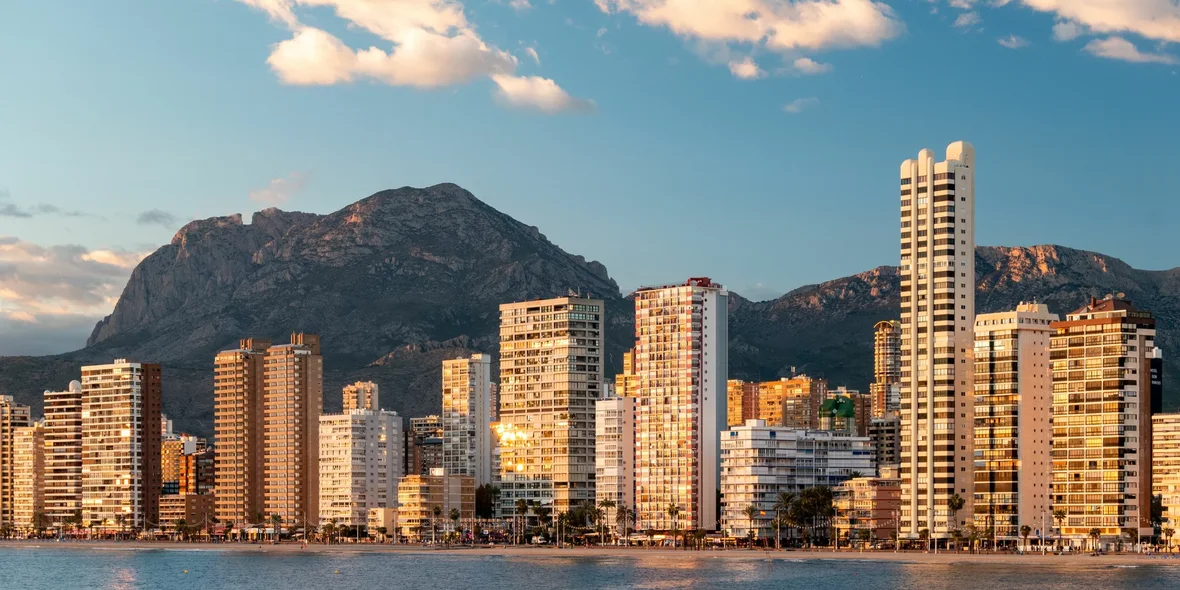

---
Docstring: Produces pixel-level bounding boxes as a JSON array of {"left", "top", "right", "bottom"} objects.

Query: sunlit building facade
[
  {"left": 0, "top": 395, "right": 31, "bottom": 526},
  {"left": 759, "top": 376, "right": 828, "bottom": 429},
  {"left": 319, "top": 409, "right": 403, "bottom": 527},
  {"left": 342, "top": 381, "right": 379, "bottom": 412},
  {"left": 263, "top": 333, "right": 323, "bottom": 530},
  {"left": 726, "top": 380, "right": 759, "bottom": 428},
  {"left": 442, "top": 354, "right": 493, "bottom": 485},
  {"left": 872, "top": 320, "right": 902, "bottom": 418},
  {"left": 834, "top": 470, "right": 901, "bottom": 545},
  {"left": 396, "top": 468, "right": 475, "bottom": 540},
  {"left": 595, "top": 395, "right": 634, "bottom": 513},
  {"left": 12, "top": 422, "right": 45, "bottom": 530},
  {"left": 43, "top": 381, "right": 82, "bottom": 526},
  {"left": 214, "top": 338, "right": 269, "bottom": 526}
]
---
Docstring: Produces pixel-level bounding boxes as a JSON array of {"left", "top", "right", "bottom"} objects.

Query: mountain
[{"left": 1, "top": 185, "right": 1178, "bottom": 436}]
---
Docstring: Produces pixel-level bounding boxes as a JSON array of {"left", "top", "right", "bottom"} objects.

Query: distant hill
[{"left": 1, "top": 185, "right": 1176, "bottom": 436}]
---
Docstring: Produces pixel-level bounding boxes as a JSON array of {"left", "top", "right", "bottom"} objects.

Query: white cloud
[
  {"left": 792, "top": 56, "right": 833, "bottom": 74},
  {"left": 997, "top": 34, "right": 1030, "bottom": 48},
  {"left": 597, "top": 27, "right": 609, "bottom": 38},
  {"left": 235, "top": 0, "right": 591, "bottom": 112},
  {"left": 596, "top": 0, "right": 904, "bottom": 72},
  {"left": 948, "top": 0, "right": 975, "bottom": 8},
  {"left": 509, "top": 0, "right": 532, "bottom": 10},
  {"left": 524, "top": 47, "right": 541, "bottom": 65},
  {"left": 783, "top": 97, "right": 819, "bottom": 113},
  {"left": 491, "top": 75, "right": 597, "bottom": 113},
  {"left": 249, "top": 172, "right": 310, "bottom": 206},
  {"left": 1084, "top": 36, "right": 1178, "bottom": 64},
  {"left": 1052, "top": 19, "right": 1085, "bottom": 41},
  {"left": 954, "top": 11, "right": 981, "bottom": 28},
  {"left": 0, "top": 236, "right": 152, "bottom": 350},
  {"left": 1019, "top": 1, "right": 1180, "bottom": 44},
  {"left": 728, "top": 57, "right": 766, "bottom": 79}
]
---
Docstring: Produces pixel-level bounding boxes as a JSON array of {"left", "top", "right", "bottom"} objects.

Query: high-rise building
[
  {"left": 343, "top": 381, "right": 379, "bottom": 412},
  {"left": 263, "top": 333, "right": 323, "bottom": 530},
  {"left": 161, "top": 436, "right": 203, "bottom": 496},
  {"left": 80, "top": 359, "right": 163, "bottom": 530},
  {"left": 0, "top": 395, "right": 31, "bottom": 526},
  {"left": 441, "top": 354, "right": 493, "bottom": 485},
  {"left": 406, "top": 415, "right": 444, "bottom": 476},
  {"left": 180, "top": 447, "right": 215, "bottom": 496},
  {"left": 868, "top": 415, "right": 901, "bottom": 473},
  {"left": 972, "top": 303, "right": 1057, "bottom": 543},
  {"left": 497, "top": 297, "right": 603, "bottom": 515},
  {"left": 1050, "top": 297, "right": 1162, "bottom": 545},
  {"left": 633, "top": 278, "right": 727, "bottom": 532},
  {"left": 43, "top": 381, "right": 82, "bottom": 526},
  {"left": 614, "top": 349, "right": 638, "bottom": 398},
  {"left": 871, "top": 320, "right": 902, "bottom": 418},
  {"left": 319, "top": 409, "right": 403, "bottom": 527},
  {"left": 214, "top": 338, "right": 269, "bottom": 526},
  {"left": 720, "top": 420, "right": 873, "bottom": 538},
  {"left": 898, "top": 141, "right": 976, "bottom": 542},
  {"left": 1153, "top": 414, "right": 1180, "bottom": 522},
  {"left": 396, "top": 468, "right": 475, "bottom": 540},
  {"left": 595, "top": 395, "right": 634, "bottom": 514},
  {"left": 13, "top": 422, "right": 45, "bottom": 530},
  {"left": 726, "top": 380, "right": 759, "bottom": 428},
  {"left": 759, "top": 375, "right": 828, "bottom": 429}
]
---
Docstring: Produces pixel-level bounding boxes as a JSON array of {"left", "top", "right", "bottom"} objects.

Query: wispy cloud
[
  {"left": 491, "top": 75, "right": 597, "bottom": 113},
  {"left": 524, "top": 47, "right": 541, "bottom": 65},
  {"left": 792, "top": 57, "right": 833, "bottom": 74},
  {"left": 783, "top": 97, "right": 819, "bottom": 114},
  {"left": 727, "top": 57, "right": 765, "bottom": 80},
  {"left": 249, "top": 172, "right": 310, "bottom": 206},
  {"left": 954, "top": 11, "right": 981, "bottom": 29},
  {"left": 136, "top": 209, "right": 179, "bottom": 228},
  {"left": 997, "top": 34, "right": 1030, "bottom": 48},
  {"left": 0, "top": 191, "right": 98, "bottom": 219},
  {"left": 1084, "top": 36, "right": 1178, "bottom": 64},
  {"left": 1019, "top": 1, "right": 1180, "bottom": 44}
]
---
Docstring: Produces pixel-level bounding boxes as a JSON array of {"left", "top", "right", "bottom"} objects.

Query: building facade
[
  {"left": 214, "top": 338, "right": 269, "bottom": 526},
  {"left": 43, "top": 381, "right": 82, "bottom": 526},
  {"left": 13, "top": 422, "right": 45, "bottom": 530},
  {"left": 396, "top": 468, "right": 475, "bottom": 539},
  {"left": 263, "top": 333, "right": 323, "bottom": 530},
  {"left": 973, "top": 303, "right": 1057, "bottom": 542},
  {"left": 898, "top": 141, "right": 977, "bottom": 540},
  {"left": 497, "top": 297, "right": 603, "bottom": 515},
  {"left": 872, "top": 320, "right": 902, "bottom": 418},
  {"left": 80, "top": 360, "right": 163, "bottom": 530},
  {"left": 720, "top": 421, "right": 874, "bottom": 538},
  {"left": 1050, "top": 297, "right": 1162, "bottom": 544},
  {"left": 158, "top": 494, "right": 215, "bottom": 529},
  {"left": 0, "top": 395, "right": 31, "bottom": 526},
  {"left": 343, "top": 381, "right": 379, "bottom": 412},
  {"left": 759, "top": 376, "right": 828, "bottom": 430},
  {"left": 595, "top": 395, "right": 634, "bottom": 515},
  {"left": 726, "top": 380, "right": 760, "bottom": 428},
  {"left": 441, "top": 354, "right": 493, "bottom": 485},
  {"left": 633, "top": 278, "right": 727, "bottom": 532},
  {"left": 615, "top": 349, "right": 638, "bottom": 399},
  {"left": 1152, "top": 414, "right": 1180, "bottom": 503},
  {"left": 318, "top": 409, "right": 404, "bottom": 527},
  {"left": 869, "top": 415, "right": 901, "bottom": 473},
  {"left": 834, "top": 471, "right": 902, "bottom": 545}
]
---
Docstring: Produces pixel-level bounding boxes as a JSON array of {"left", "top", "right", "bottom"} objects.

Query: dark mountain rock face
[{"left": 1, "top": 185, "right": 1176, "bottom": 436}]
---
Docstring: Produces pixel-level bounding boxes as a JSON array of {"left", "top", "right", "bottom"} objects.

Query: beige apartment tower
[
  {"left": 319, "top": 409, "right": 403, "bottom": 527},
  {"left": 13, "top": 422, "right": 45, "bottom": 530},
  {"left": 442, "top": 354, "right": 493, "bottom": 485},
  {"left": 633, "top": 278, "right": 727, "bottom": 532},
  {"left": 263, "top": 333, "right": 323, "bottom": 529},
  {"left": 726, "top": 380, "right": 759, "bottom": 428},
  {"left": 759, "top": 375, "right": 828, "bottom": 429},
  {"left": 1050, "top": 298, "right": 1161, "bottom": 545},
  {"left": 43, "top": 381, "right": 82, "bottom": 526},
  {"left": 1153, "top": 414, "right": 1180, "bottom": 522},
  {"left": 214, "top": 338, "right": 269, "bottom": 525},
  {"left": 0, "top": 395, "right": 31, "bottom": 526},
  {"left": 872, "top": 320, "right": 902, "bottom": 418},
  {"left": 898, "top": 141, "right": 976, "bottom": 541},
  {"left": 80, "top": 360, "right": 163, "bottom": 530},
  {"left": 973, "top": 303, "right": 1057, "bottom": 543},
  {"left": 614, "top": 349, "right": 638, "bottom": 398},
  {"left": 343, "top": 381, "right": 379, "bottom": 412},
  {"left": 497, "top": 297, "right": 603, "bottom": 515}
]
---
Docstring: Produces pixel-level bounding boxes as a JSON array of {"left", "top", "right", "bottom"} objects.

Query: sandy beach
[{"left": 4, "top": 540, "right": 1179, "bottom": 568}]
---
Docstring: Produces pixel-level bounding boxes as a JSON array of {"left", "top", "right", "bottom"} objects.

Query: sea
[{"left": 1, "top": 546, "right": 1179, "bottom": 589}]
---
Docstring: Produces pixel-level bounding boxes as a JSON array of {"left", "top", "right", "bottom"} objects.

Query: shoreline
[{"left": 3, "top": 540, "right": 1180, "bottom": 567}]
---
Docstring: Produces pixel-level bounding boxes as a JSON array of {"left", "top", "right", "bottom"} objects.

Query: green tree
[
  {"left": 433, "top": 505, "right": 443, "bottom": 544},
  {"left": 599, "top": 499, "right": 616, "bottom": 542},
  {"left": 175, "top": 519, "right": 188, "bottom": 541},
  {"left": 475, "top": 484, "right": 500, "bottom": 519},
  {"left": 1089, "top": 528, "right": 1102, "bottom": 553},
  {"left": 773, "top": 492, "right": 796, "bottom": 549},
  {"left": 666, "top": 504, "right": 681, "bottom": 549},
  {"left": 1020, "top": 525, "right": 1032, "bottom": 552},
  {"left": 534, "top": 506, "right": 553, "bottom": 540},
  {"left": 449, "top": 508, "right": 461, "bottom": 544},
  {"left": 919, "top": 528, "right": 930, "bottom": 551},
  {"left": 514, "top": 500, "right": 529, "bottom": 545},
  {"left": 947, "top": 493, "right": 965, "bottom": 549},
  {"left": 743, "top": 504, "right": 760, "bottom": 547},
  {"left": 616, "top": 507, "right": 636, "bottom": 545},
  {"left": 1163, "top": 527, "right": 1175, "bottom": 553},
  {"left": 270, "top": 514, "right": 282, "bottom": 544},
  {"left": 1052, "top": 509, "right": 1067, "bottom": 550}
]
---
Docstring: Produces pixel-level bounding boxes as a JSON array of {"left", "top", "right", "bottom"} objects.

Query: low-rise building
[
  {"left": 834, "top": 470, "right": 901, "bottom": 546},
  {"left": 368, "top": 507, "right": 397, "bottom": 539},
  {"left": 158, "top": 494, "right": 215, "bottom": 530},
  {"left": 720, "top": 420, "right": 873, "bottom": 539},
  {"left": 396, "top": 468, "right": 475, "bottom": 540}
]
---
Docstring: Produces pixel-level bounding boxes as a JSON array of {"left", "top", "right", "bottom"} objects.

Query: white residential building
[
  {"left": 595, "top": 395, "right": 634, "bottom": 516},
  {"left": 318, "top": 409, "right": 404, "bottom": 527},
  {"left": 633, "top": 278, "right": 727, "bottom": 532},
  {"left": 898, "top": 142, "right": 977, "bottom": 541},
  {"left": 442, "top": 354, "right": 493, "bottom": 485},
  {"left": 720, "top": 420, "right": 873, "bottom": 538},
  {"left": 43, "top": 381, "right": 82, "bottom": 526}
]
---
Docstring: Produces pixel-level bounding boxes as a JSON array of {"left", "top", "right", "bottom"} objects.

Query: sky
[{"left": 1, "top": 0, "right": 1179, "bottom": 355}]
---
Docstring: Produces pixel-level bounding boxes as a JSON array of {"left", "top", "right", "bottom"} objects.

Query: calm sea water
[{"left": 2, "top": 546, "right": 1179, "bottom": 589}]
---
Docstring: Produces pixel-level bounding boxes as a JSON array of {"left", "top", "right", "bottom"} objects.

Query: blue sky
[{"left": 1, "top": 0, "right": 1179, "bottom": 354}]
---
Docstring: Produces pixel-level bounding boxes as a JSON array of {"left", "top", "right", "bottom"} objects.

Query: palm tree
[
  {"left": 919, "top": 528, "right": 930, "bottom": 551},
  {"left": 432, "top": 505, "right": 443, "bottom": 545},
  {"left": 599, "top": 499, "right": 616, "bottom": 543},
  {"left": 324, "top": 519, "right": 338, "bottom": 544},
  {"left": 534, "top": 506, "right": 552, "bottom": 541},
  {"left": 270, "top": 514, "right": 282, "bottom": 544},
  {"left": 666, "top": 504, "right": 681, "bottom": 549},
  {"left": 1089, "top": 528, "right": 1102, "bottom": 553},
  {"left": 773, "top": 492, "right": 796, "bottom": 549},
  {"left": 1020, "top": 525, "right": 1032, "bottom": 552},
  {"left": 616, "top": 507, "right": 636, "bottom": 546},
  {"left": 848, "top": 471, "right": 865, "bottom": 479},
  {"left": 1052, "top": 509, "right": 1067, "bottom": 550},
  {"left": 114, "top": 514, "right": 127, "bottom": 541},
  {"left": 1163, "top": 527, "right": 1175, "bottom": 553},
  {"left": 946, "top": 493, "right": 965, "bottom": 550},
  {"left": 174, "top": 519, "right": 188, "bottom": 541},
  {"left": 743, "top": 504, "right": 760, "bottom": 548},
  {"left": 514, "top": 500, "right": 529, "bottom": 545},
  {"left": 449, "top": 508, "right": 461, "bottom": 544}
]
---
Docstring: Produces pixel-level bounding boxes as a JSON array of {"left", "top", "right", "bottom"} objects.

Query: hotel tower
[{"left": 898, "top": 142, "right": 976, "bottom": 541}]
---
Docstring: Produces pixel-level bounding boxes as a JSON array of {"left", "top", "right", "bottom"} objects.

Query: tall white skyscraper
[
  {"left": 318, "top": 409, "right": 403, "bottom": 527},
  {"left": 442, "top": 354, "right": 493, "bottom": 486},
  {"left": 595, "top": 395, "right": 634, "bottom": 514},
  {"left": 898, "top": 142, "right": 976, "bottom": 542},
  {"left": 632, "top": 278, "right": 727, "bottom": 532}
]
